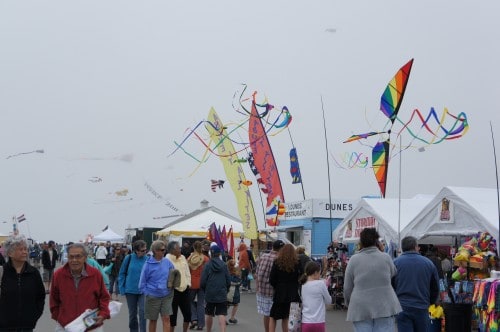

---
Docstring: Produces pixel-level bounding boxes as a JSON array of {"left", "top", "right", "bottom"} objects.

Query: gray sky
[{"left": 1, "top": 1, "right": 499, "bottom": 243}]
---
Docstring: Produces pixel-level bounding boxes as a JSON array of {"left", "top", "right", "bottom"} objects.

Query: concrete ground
[{"left": 35, "top": 289, "right": 352, "bottom": 331}]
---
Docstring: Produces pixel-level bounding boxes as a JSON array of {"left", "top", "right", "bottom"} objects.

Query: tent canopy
[
  {"left": 333, "top": 195, "right": 434, "bottom": 245},
  {"left": 92, "top": 228, "right": 124, "bottom": 243},
  {"left": 401, "top": 186, "right": 499, "bottom": 244},
  {"left": 157, "top": 206, "right": 243, "bottom": 237}
]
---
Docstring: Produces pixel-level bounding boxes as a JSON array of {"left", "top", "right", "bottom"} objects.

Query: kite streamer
[
  {"left": 344, "top": 59, "right": 469, "bottom": 197},
  {"left": 144, "top": 181, "right": 182, "bottom": 213},
  {"left": 167, "top": 86, "right": 293, "bottom": 176}
]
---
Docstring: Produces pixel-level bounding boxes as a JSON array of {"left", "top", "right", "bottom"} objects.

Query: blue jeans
[
  {"left": 189, "top": 288, "right": 206, "bottom": 328},
  {"left": 126, "top": 293, "right": 146, "bottom": 332},
  {"left": 109, "top": 274, "right": 118, "bottom": 295},
  {"left": 397, "top": 306, "right": 430, "bottom": 332},
  {"left": 353, "top": 316, "right": 396, "bottom": 332},
  {"left": 241, "top": 268, "right": 251, "bottom": 290}
]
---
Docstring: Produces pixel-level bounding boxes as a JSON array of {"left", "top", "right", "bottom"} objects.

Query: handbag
[
  {"left": 288, "top": 302, "right": 302, "bottom": 332},
  {"left": 247, "top": 273, "right": 254, "bottom": 281},
  {"left": 227, "top": 285, "right": 236, "bottom": 302}
]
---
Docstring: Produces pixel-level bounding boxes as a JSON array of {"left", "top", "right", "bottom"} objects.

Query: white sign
[
  {"left": 284, "top": 199, "right": 356, "bottom": 220},
  {"left": 342, "top": 215, "right": 378, "bottom": 242}
]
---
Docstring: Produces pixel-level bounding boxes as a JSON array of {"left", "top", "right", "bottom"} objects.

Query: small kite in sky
[
  {"left": 89, "top": 176, "right": 102, "bottom": 183},
  {"left": 114, "top": 189, "right": 129, "bottom": 196},
  {"left": 6, "top": 149, "right": 44, "bottom": 159},
  {"left": 239, "top": 180, "right": 252, "bottom": 186},
  {"left": 211, "top": 179, "right": 225, "bottom": 192}
]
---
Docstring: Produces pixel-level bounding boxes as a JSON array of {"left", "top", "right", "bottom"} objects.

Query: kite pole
[
  {"left": 490, "top": 122, "right": 500, "bottom": 250},
  {"left": 398, "top": 135, "right": 402, "bottom": 254},
  {"left": 287, "top": 128, "right": 306, "bottom": 200},
  {"left": 321, "top": 96, "right": 334, "bottom": 242}
]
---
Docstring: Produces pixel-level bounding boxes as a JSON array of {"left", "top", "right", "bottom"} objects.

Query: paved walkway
[{"left": 35, "top": 289, "right": 351, "bottom": 331}]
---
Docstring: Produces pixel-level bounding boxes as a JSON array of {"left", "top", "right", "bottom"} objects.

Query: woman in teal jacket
[{"left": 118, "top": 240, "right": 148, "bottom": 332}]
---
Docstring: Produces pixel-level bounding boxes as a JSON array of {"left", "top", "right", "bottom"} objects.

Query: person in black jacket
[
  {"left": 0, "top": 234, "right": 46, "bottom": 331},
  {"left": 200, "top": 245, "right": 231, "bottom": 332},
  {"left": 41, "top": 240, "right": 59, "bottom": 293}
]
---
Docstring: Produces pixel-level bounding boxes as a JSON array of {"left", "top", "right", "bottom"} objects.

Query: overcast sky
[{"left": 1, "top": 1, "right": 499, "bottom": 243}]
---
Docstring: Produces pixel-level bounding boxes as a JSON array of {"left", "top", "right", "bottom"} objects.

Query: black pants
[{"left": 170, "top": 288, "right": 191, "bottom": 327}]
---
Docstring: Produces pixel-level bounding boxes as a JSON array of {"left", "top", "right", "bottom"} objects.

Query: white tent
[
  {"left": 332, "top": 195, "right": 434, "bottom": 246},
  {"left": 92, "top": 228, "right": 124, "bottom": 243},
  {"left": 401, "top": 186, "right": 499, "bottom": 244},
  {"left": 157, "top": 206, "right": 244, "bottom": 238}
]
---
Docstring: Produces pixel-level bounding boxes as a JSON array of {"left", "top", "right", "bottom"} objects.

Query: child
[
  {"left": 299, "top": 261, "right": 332, "bottom": 332},
  {"left": 226, "top": 259, "right": 241, "bottom": 324}
]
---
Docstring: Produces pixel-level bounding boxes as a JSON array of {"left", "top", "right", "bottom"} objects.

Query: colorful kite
[
  {"left": 330, "top": 151, "right": 369, "bottom": 170},
  {"left": 344, "top": 59, "right": 469, "bottom": 197},
  {"left": 211, "top": 179, "right": 225, "bottom": 192},
  {"left": 289, "top": 148, "right": 302, "bottom": 184},
  {"left": 248, "top": 152, "right": 268, "bottom": 194},
  {"left": 248, "top": 92, "right": 285, "bottom": 226},
  {"left": 206, "top": 108, "right": 259, "bottom": 239}
]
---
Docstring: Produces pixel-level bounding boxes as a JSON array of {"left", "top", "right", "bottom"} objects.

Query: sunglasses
[
  {"left": 138, "top": 249, "right": 147, "bottom": 253},
  {"left": 157, "top": 248, "right": 166, "bottom": 252}
]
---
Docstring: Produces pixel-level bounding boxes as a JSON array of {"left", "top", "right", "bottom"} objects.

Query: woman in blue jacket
[
  {"left": 139, "top": 240, "right": 175, "bottom": 332},
  {"left": 119, "top": 240, "right": 148, "bottom": 332}
]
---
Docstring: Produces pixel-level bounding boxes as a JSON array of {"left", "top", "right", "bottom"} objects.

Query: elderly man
[
  {"left": 255, "top": 240, "right": 284, "bottom": 332},
  {"left": 50, "top": 243, "right": 110, "bottom": 331},
  {"left": 166, "top": 241, "right": 192, "bottom": 332},
  {"left": 392, "top": 236, "right": 439, "bottom": 332}
]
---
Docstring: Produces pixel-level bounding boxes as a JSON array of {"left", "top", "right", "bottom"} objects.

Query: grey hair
[
  {"left": 167, "top": 241, "right": 179, "bottom": 253},
  {"left": 401, "top": 236, "right": 418, "bottom": 252},
  {"left": 4, "top": 234, "right": 29, "bottom": 256},
  {"left": 132, "top": 240, "right": 147, "bottom": 252},
  {"left": 67, "top": 243, "right": 89, "bottom": 257},
  {"left": 151, "top": 240, "right": 166, "bottom": 252}
]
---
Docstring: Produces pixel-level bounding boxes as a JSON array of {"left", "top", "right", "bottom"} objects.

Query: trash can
[{"left": 443, "top": 303, "right": 472, "bottom": 332}]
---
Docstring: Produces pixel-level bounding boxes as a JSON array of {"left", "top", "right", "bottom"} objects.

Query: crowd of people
[{"left": 0, "top": 229, "right": 447, "bottom": 332}]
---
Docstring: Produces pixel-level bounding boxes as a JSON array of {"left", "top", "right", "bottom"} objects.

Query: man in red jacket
[{"left": 50, "top": 243, "right": 110, "bottom": 331}]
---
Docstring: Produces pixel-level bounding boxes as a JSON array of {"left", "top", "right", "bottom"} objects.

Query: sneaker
[
  {"left": 228, "top": 319, "right": 238, "bottom": 324},
  {"left": 241, "top": 288, "right": 248, "bottom": 292},
  {"left": 247, "top": 289, "right": 254, "bottom": 293}
]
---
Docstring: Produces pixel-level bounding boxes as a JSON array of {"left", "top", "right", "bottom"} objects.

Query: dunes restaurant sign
[{"left": 284, "top": 199, "right": 356, "bottom": 220}]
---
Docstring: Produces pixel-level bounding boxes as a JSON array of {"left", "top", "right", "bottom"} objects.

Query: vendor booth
[
  {"left": 92, "top": 228, "right": 124, "bottom": 243},
  {"left": 332, "top": 195, "right": 433, "bottom": 255},
  {"left": 156, "top": 205, "right": 244, "bottom": 241},
  {"left": 400, "top": 186, "right": 499, "bottom": 245},
  {"left": 401, "top": 186, "right": 500, "bottom": 332}
]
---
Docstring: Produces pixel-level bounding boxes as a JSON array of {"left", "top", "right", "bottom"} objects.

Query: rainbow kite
[{"left": 344, "top": 59, "right": 469, "bottom": 197}]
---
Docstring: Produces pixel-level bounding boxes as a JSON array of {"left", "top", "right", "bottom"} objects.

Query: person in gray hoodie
[
  {"left": 200, "top": 245, "right": 231, "bottom": 332},
  {"left": 343, "top": 228, "right": 402, "bottom": 332}
]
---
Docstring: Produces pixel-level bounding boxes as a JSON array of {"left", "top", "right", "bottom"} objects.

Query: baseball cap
[
  {"left": 211, "top": 245, "right": 222, "bottom": 255},
  {"left": 272, "top": 240, "right": 285, "bottom": 250}
]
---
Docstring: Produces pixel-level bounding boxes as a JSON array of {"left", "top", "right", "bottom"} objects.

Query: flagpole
[
  {"left": 321, "top": 96, "right": 334, "bottom": 243},
  {"left": 490, "top": 122, "right": 500, "bottom": 251},
  {"left": 12, "top": 216, "right": 18, "bottom": 236}
]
